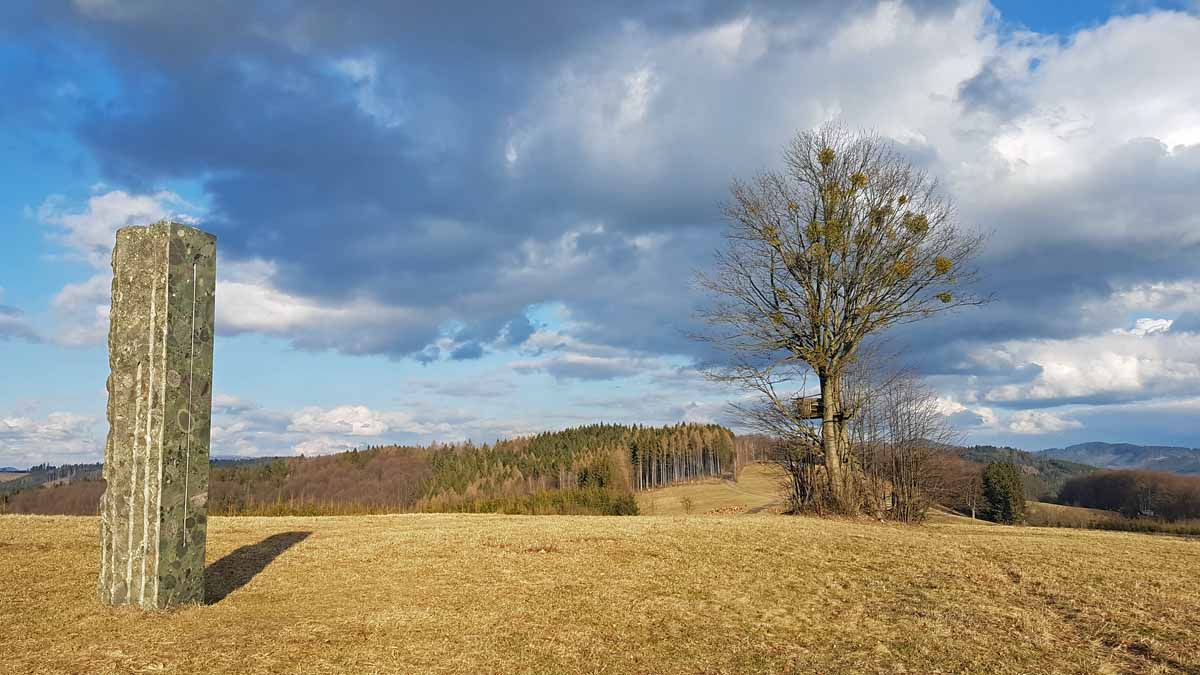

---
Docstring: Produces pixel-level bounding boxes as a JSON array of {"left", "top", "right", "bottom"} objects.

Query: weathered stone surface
[{"left": 98, "top": 221, "right": 216, "bottom": 609}]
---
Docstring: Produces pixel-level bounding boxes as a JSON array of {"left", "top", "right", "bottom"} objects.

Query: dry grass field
[
  {"left": 3, "top": 510, "right": 1198, "bottom": 674},
  {"left": 0, "top": 471, "right": 29, "bottom": 483}
]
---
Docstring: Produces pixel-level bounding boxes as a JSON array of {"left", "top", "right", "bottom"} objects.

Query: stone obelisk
[{"left": 98, "top": 221, "right": 216, "bottom": 609}]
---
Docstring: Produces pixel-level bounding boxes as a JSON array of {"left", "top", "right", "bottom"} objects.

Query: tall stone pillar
[{"left": 98, "top": 221, "right": 216, "bottom": 609}]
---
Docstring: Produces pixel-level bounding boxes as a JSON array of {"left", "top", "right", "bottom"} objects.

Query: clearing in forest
[{"left": 636, "top": 462, "right": 784, "bottom": 515}]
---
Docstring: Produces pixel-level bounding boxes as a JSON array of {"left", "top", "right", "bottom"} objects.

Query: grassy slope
[
  {"left": 636, "top": 463, "right": 784, "bottom": 515},
  {"left": 3, "top": 513, "right": 1199, "bottom": 674},
  {"left": 1027, "top": 501, "right": 1118, "bottom": 523},
  {"left": 0, "top": 472, "right": 28, "bottom": 483}
]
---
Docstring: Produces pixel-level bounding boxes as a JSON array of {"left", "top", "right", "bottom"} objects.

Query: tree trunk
[
  {"left": 819, "top": 372, "right": 842, "bottom": 498},
  {"left": 820, "top": 370, "right": 856, "bottom": 513}
]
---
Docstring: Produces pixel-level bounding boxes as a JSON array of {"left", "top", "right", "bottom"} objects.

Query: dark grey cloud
[{"left": 957, "top": 58, "right": 1032, "bottom": 120}]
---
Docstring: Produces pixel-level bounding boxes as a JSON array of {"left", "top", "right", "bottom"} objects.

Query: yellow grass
[
  {"left": 0, "top": 471, "right": 28, "bottom": 483},
  {"left": 3, "top": 512, "right": 1198, "bottom": 674},
  {"left": 636, "top": 463, "right": 784, "bottom": 515}
]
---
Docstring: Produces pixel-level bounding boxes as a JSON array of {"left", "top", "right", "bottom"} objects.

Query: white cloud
[
  {"left": 1103, "top": 280, "right": 1200, "bottom": 317},
  {"left": 1112, "top": 318, "right": 1174, "bottom": 337},
  {"left": 511, "top": 352, "right": 645, "bottom": 381},
  {"left": 1007, "top": 410, "right": 1083, "bottom": 435},
  {"left": 50, "top": 273, "right": 111, "bottom": 346},
  {"left": 0, "top": 412, "right": 100, "bottom": 466},
  {"left": 929, "top": 395, "right": 1087, "bottom": 437},
  {"left": 975, "top": 331, "right": 1200, "bottom": 404},
  {"left": 289, "top": 405, "right": 392, "bottom": 436},
  {"left": 215, "top": 258, "right": 422, "bottom": 337},
  {"left": 35, "top": 189, "right": 199, "bottom": 347},
  {"left": 513, "top": 2, "right": 993, "bottom": 191},
  {"left": 37, "top": 189, "right": 198, "bottom": 268}
]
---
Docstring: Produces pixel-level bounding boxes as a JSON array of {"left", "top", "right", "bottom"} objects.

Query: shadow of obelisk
[{"left": 98, "top": 221, "right": 217, "bottom": 609}]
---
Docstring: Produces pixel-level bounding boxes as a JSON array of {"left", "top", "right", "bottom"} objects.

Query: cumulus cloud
[
  {"left": 34, "top": 189, "right": 197, "bottom": 347},
  {"left": 970, "top": 331, "right": 1200, "bottom": 406},
  {"left": 214, "top": 258, "right": 444, "bottom": 355},
  {"left": 288, "top": 405, "right": 393, "bottom": 436},
  {"left": 1007, "top": 409, "right": 1083, "bottom": 435},
  {"left": 1113, "top": 318, "right": 1174, "bottom": 337},
  {"left": 37, "top": 189, "right": 197, "bottom": 268}
]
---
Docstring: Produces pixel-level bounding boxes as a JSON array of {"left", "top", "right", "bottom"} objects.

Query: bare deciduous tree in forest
[
  {"left": 853, "top": 370, "right": 959, "bottom": 522},
  {"left": 699, "top": 124, "right": 986, "bottom": 514}
]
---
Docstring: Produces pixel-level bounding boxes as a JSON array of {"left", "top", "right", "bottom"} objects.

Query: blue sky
[{"left": 2, "top": 0, "right": 1200, "bottom": 466}]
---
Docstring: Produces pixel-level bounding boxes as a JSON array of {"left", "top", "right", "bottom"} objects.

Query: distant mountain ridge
[
  {"left": 956, "top": 445, "right": 1097, "bottom": 500},
  {"left": 1040, "top": 442, "right": 1200, "bottom": 475}
]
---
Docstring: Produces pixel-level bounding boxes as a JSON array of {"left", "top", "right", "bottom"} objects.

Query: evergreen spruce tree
[{"left": 981, "top": 462, "right": 1026, "bottom": 524}]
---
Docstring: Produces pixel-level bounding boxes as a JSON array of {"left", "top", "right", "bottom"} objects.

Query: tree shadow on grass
[{"left": 204, "top": 531, "right": 311, "bottom": 605}]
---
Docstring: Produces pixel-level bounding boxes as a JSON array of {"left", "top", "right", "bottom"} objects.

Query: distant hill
[
  {"left": 1, "top": 422, "right": 735, "bottom": 516},
  {"left": 1040, "top": 442, "right": 1200, "bottom": 475},
  {"left": 0, "top": 467, "right": 23, "bottom": 473},
  {"left": 956, "top": 445, "right": 1097, "bottom": 501},
  {"left": 0, "top": 463, "right": 103, "bottom": 497}
]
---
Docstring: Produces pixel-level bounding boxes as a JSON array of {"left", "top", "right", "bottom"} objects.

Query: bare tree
[
  {"left": 937, "top": 455, "right": 984, "bottom": 519},
  {"left": 699, "top": 123, "right": 986, "bottom": 514},
  {"left": 854, "top": 370, "right": 960, "bottom": 522}
]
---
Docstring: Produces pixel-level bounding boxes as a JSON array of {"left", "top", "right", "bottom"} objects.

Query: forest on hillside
[
  {"left": 1058, "top": 469, "right": 1200, "bottom": 521},
  {"left": 957, "top": 445, "right": 1096, "bottom": 501},
  {"left": 0, "top": 423, "right": 737, "bottom": 517}
]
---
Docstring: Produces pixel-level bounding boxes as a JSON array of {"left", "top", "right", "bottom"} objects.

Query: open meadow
[{"left": 3, "top": 510, "right": 1198, "bottom": 674}]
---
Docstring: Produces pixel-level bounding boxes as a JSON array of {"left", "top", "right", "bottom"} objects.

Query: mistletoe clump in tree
[{"left": 700, "top": 124, "right": 986, "bottom": 514}]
